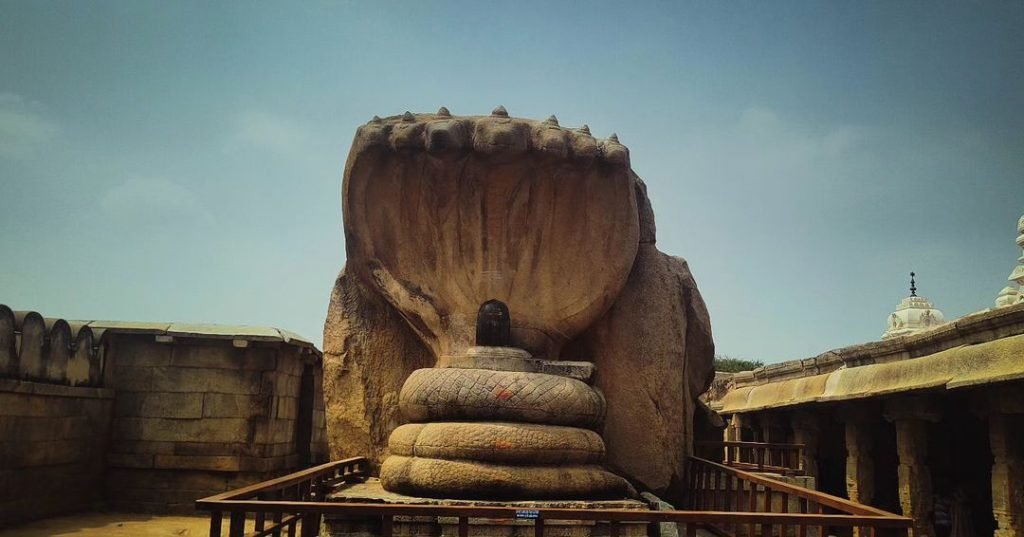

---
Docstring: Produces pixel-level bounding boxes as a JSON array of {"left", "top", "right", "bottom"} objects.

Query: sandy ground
[{"left": 0, "top": 512, "right": 253, "bottom": 537}]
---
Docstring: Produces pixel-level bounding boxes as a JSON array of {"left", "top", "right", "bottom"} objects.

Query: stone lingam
[
  {"left": 382, "top": 298, "right": 627, "bottom": 499},
  {"left": 324, "top": 108, "right": 715, "bottom": 506}
]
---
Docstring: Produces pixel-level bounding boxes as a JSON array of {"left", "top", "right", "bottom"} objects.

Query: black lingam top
[{"left": 475, "top": 299, "right": 511, "bottom": 347}]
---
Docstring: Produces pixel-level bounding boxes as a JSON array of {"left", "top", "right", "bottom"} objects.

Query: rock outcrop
[{"left": 323, "top": 108, "right": 714, "bottom": 501}]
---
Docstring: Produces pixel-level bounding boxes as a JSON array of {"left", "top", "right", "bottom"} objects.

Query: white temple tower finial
[
  {"left": 882, "top": 272, "right": 945, "bottom": 340},
  {"left": 995, "top": 212, "right": 1024, "bottom": 308}
]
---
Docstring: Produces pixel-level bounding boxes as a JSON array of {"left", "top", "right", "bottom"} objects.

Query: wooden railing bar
[
  {"left": 196, "top": 501, "right": 912, "bottom": 527},
  {"left": 202, "top": 457, "right": 368, "bottom": 502},
  {"left": 691, "top": 458, "right": 897, "bottom": 517},
  {"left": 198, "top": 456, "right": 912, "bottom": 537},
  {"left": 696, "top": 441, "right": 807, "bottom": 449},
  {"left": 248, "top": 515, "right": 301, "bottom": 537}
]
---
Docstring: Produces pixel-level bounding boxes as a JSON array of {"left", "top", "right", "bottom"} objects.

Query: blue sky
[{"left": 1, "top": 2, "right": 1022, "bottom": 362}]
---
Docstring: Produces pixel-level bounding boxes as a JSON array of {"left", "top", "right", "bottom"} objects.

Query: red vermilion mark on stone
[
  {"left": 495, "top": 440, "right": 513, "bottom": 450},
  {"left": 495, "top": 389, "right": 513, "bottom": 401}
]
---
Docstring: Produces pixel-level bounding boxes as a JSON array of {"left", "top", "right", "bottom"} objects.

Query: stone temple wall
[
  {"left": 0, "top": 304, "right": 327, "bottom": 526},
  {"left": 104, "top": 333, "right": 328, "bottom": 513},
  {"left": 0, "top": 305, "right": 113, "bottom": 524},
  {"left": 0, "top": 375, "right": 114, "bottom": 525}
]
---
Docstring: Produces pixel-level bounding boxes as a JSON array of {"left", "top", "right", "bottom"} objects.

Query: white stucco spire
[
  {"left": 883, "top": 272, "right": 946, "bottom": 340},
  {"left": 995, "top": 212, "right": 1024, "bottom": 308}
]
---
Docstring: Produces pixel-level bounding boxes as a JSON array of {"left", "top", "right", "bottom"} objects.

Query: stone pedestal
[
  {"left": 885, "top": 397, "right": 940, "bottom": 537},
  {"left": 323, "top": 479, "right": 650, "bottom": 537},
  {"left": 380, "top": 346, "right": 629, "bottom": 500}
]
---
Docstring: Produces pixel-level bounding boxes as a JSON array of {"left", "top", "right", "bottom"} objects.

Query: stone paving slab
[{"left": 0, "top": 511, "right": 252, "bottom": 536}]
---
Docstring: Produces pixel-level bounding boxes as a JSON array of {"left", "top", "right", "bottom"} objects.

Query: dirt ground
[{"left": 0, "top": 511, "right": 253, "bottom": 537}]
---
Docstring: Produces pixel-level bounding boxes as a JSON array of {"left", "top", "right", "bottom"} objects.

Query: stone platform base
[{"left": 323, "top": 479, "right": 650, "bottom": 537}]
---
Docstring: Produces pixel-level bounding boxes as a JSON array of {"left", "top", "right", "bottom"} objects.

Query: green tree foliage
[{"left": 713, "top": 355, "right": 764, "bottom": 373}]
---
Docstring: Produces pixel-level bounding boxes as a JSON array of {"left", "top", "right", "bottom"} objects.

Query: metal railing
[
  {"left": 196, "top": 456, "right": 911, "bottom": 537},
  {"left": 696, "top": 441, "right": 807, "bottom": 475},
  {"left": 685, "top": 456, "right": 908, "bottom": 537}
]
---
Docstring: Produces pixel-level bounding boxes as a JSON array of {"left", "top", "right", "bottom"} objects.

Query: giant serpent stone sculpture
[{"left": 324, "top": 107, "right": 715, "bottom": 503}]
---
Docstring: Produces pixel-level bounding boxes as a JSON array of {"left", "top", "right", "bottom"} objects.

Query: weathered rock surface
[
  {"left": 399, "top": 367, "right": 606, "bottom": 430},
  {"left": 324, "top": 110, "right": 715, "bottom": 500},
  {"left": 322, "top": 267, "right": 434, "bottom": 465},
  {"left": 563, "top": 177, "right": 715, "bottom": 505},
  {"left": 380, "top": 456, "right": 630, "bottom": 500},
  {"left": 343, "top": 111, "right": 639, "bottom": 360},
  {"left": 389, "top": 422, "right": 605, "bottom": 464}
]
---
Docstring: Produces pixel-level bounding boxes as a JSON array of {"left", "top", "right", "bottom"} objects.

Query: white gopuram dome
[{"left": 882, "top": 272, "right": 946, "bottom": 340}]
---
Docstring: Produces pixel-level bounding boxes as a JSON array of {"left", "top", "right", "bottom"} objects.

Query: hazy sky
[{"left": 2, "top": 2, "right": 1022, "bottom": 362}]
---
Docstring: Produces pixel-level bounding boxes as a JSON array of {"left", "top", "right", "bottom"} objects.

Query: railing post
[
  {"left": 459, "top": 516, "right": 469, "bottom": 537},
  {"left": 696, "top": 463, "right": 704, "bottom": 510},
  {"left": 209, "top": 511, "right": 222, "bottom": 537},
  {"left": 815, "top": 502, "right": 825, "bottom": 537},
  {"left": 229, "top": 511, "right": 245, "bottom": 537},
  {"left": 534, "top": 517, "right": 544, "bottom": 537},
  {"left": 381, "top": 515, "right": 393, "bottom": 537},
  {"left": 271, "top": 489, "right": 284, "bottom": 537},
  {"left": 710, "top": 469, "right": 719, "bottom": 511},
  {"left": 724, "top": 470, "right": 734, "bottom": 512},
  {"left": 301, "top": 511, "right": 317, "bottom": 537}
]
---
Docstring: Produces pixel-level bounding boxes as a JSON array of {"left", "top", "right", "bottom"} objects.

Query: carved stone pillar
[
  {"left": 990, "top": 413, "right": 1024, "bottom": 537},
  {"left": 760, "top": 413, "right": 788, "bottom": 467},
  {"left": 760, "top": 413, "right": 788, "bottom": 443},
  {"left": 885, "top": 397, "right": 941, "bottom": 537},
  {"left": 844, "top": 408, "right": 875, "bottom": 507},
  {"left": 982, "top": 386, "right": 1024, "bottom": 537},
  {"left": 726, "top": 413, "right": 744, "bottom": 442},
  {"left": 792, "top": 410, "right": 820, "bottom": 483}
]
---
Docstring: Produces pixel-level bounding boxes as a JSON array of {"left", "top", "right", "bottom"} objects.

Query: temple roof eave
[{"left": 717, "top": 331, "right": 1024, "bottom": 414}]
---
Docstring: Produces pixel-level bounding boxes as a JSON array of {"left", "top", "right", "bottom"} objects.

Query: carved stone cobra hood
[{"left": 324, "top": 107, "right": 715, "bottom": 504}]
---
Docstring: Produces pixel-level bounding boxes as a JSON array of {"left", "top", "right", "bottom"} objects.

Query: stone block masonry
[
  {"left": 0, "top": 306, "right": 327, "bottom": 527},
  {"left": 104, "top": 333, "right": 323, "bottom": 513},
  {"left": 0, "top": 380, "right": 113, "bottom": 525}
]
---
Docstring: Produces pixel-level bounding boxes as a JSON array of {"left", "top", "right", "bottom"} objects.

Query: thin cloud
[
  {"left": 0, "top": 93, "right": 60, "bottom": 159},
  {"left": 100, "top": 178, "right": 216, "bottom": 227},
  {"left": 229, "top": 109, "right": 315, "bottom": 159}
]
